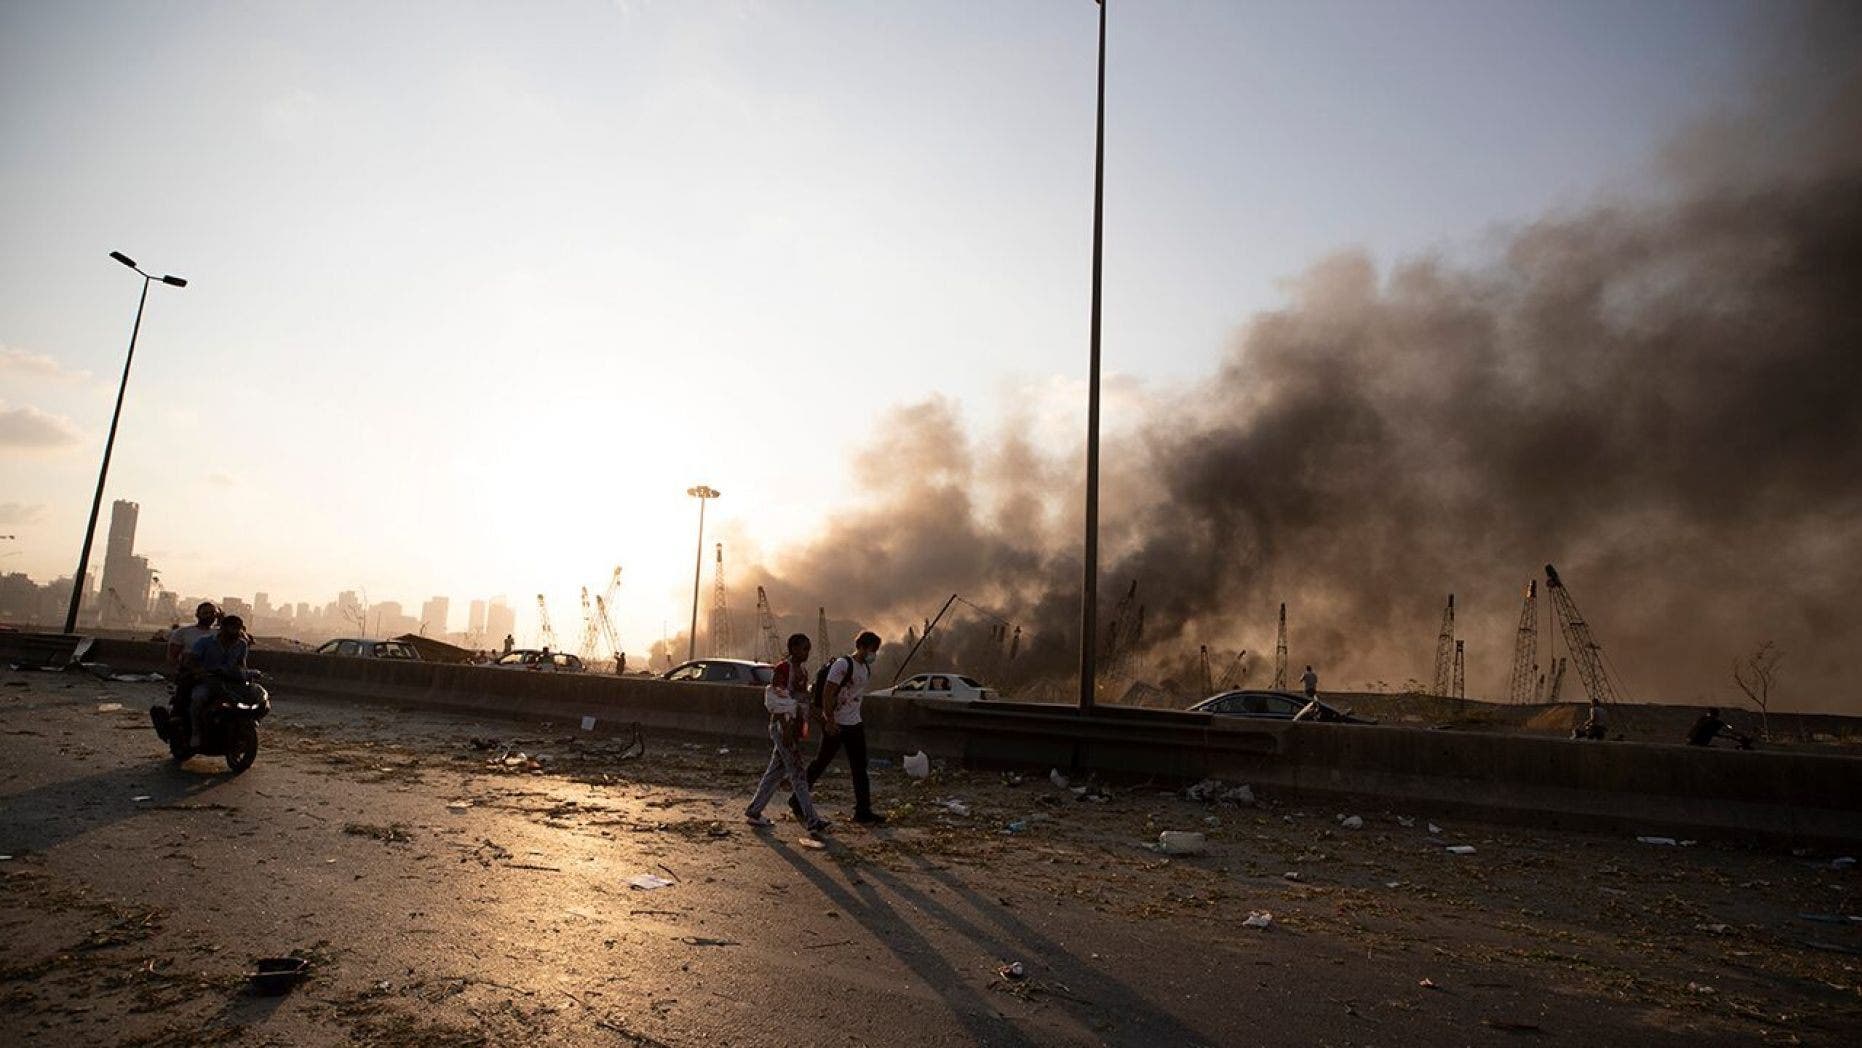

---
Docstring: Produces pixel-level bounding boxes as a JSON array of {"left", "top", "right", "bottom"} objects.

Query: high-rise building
[
  {"left": 485, "top": 598, "right": 516, "bottom": 650},
  {"left": 468, "top": 599, "right": 487, "bottom": 637},
  {"left": 420, "top": 596, "right": 450, "bottom": 636},
  {"left": 98, "top": 499, "right": 151, "bottom": 625}
]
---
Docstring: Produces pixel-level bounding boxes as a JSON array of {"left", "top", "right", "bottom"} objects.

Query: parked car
[
  {"left": 867, "top": 672, "right": 999, "bottom": 701},
  {"left": 314, "top": 638, "right": 421, "bottom": 660},
  {"left": 662, "top": 659, "right": 775, "bottom": 686},
  {"left": 487, "top": 649, "right": 585, "bottom": 673},
  {"left": 1188, "top": 689, "right": 1375, "bottom": 724}
]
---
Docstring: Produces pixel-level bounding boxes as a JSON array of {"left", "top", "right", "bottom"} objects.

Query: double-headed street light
[
  {"left": 62, "top": 251, "right": 188, "bottom": 634},
  {"left": 685, "top": 485, "right": 720, "bottom": 660}
]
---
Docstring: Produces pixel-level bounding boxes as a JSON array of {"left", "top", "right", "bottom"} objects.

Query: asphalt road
[{"left": 2, "top": 669, "right": 1857, "bottom": 1046}]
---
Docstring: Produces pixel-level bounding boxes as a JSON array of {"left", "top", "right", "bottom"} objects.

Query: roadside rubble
[{"left": 1184, "top": 779, "right": 1255, "bottom": 805}]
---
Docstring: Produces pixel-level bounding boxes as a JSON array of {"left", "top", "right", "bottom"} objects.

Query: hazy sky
[{"left": 0, "top": 0, "right": 1763, "bottom": 648}]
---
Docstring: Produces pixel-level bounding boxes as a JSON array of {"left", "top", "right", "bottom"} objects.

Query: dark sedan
[{"left": 1188, "top": 689, "right": 1375, "bottom": 724}]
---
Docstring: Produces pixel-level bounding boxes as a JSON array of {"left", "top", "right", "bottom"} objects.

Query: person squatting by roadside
[
  {"left": 745, "top": 633, "right": 830, "bottom": 833},
  {"left": 795, "top": 630, "right": 886, "bottom": 825}
]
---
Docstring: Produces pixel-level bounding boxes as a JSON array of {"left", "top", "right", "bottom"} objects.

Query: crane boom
[
  {"left": 1543, "top": 564, "right": 1622, "bottom": 705},
  {"left": 1507, "top": 580, "right": 1538, "bottom": 704},
  {"left": 535, "top": 594, "right": 557, "bottom": 651}
]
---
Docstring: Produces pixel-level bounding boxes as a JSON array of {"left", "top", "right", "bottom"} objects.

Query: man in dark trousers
[{"left": 797, "top": 631, "right": 886, "bottom": 825}]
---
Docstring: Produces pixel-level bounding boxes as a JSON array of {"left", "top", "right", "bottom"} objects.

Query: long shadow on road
[
  {"left": 0, "top": 745, "right": 243, "bottom": 855},
  {"left": 763, "top": 832, "right": 1215, "bottom": 1047}
]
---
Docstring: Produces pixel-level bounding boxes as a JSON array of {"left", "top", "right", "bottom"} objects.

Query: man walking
[
  {"left": 1300, "top": 664, "right": 1319, "bottom": 699},
  {"left": 747, "top": 634, "right": 829, "bottom": 833},
  {"left": 799, "top": 631, "right": 885, "bottom": 825}
]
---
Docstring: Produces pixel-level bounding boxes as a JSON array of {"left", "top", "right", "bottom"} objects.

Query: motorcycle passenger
[
  {"left": 166, "top": 602, "right": 219, "bottom": 710},
  {"left": 181, "top": 614, "right": 249, "bottom": 749}
]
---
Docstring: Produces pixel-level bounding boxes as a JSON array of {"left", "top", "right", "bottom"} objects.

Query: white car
[
  {"left": 867, "top": 672, "right": 999, "bottom": 702},
  {"left": 662, "top": 659, "right": 775, "bottom": 686},
  {"left": 315, "top": 638, "right": 420, "bottom": 660},
  {"left": 487, "top": 649, "right": 585, "bottom": 673}
]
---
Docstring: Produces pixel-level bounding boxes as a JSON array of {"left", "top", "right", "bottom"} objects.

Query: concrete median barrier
[{"left": 16, "top": 633, "right": 1859, "bottom": 846}]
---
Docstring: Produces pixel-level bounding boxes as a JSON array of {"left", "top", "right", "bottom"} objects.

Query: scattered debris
[
  {"left": 131, "top": 795, "right": 151, "bottom": 803},
  {"left": 1339, "top": 815, "right": 1364, "bottom": 830},
  {"left": 1283, "top": 871, "right": 1301, "bottom": 882},
  {"left": 1481, "top": 1019, "right": 1543, "bottom": 1033},
  {"left": 1005, "top": 820, "right": 1029, "bottom": 834},
  {"left": 938, "top": 799, "right": 970, "bottom": 817},
  {"left": 1833, "top": 856, "right": 1856, "bottom": 870},
  {"left": 903, "top": 751, "right": 930, "bottom": 778},
  {"left": 1397, "top": 816, "right": 1416, "bottom": 828},
  {"left": 1446, "top": 846, "right": 1477, "bottom": 855},
  {"left": 716, "top": 747, "right": 729, "bottom": 755},
  {"left": 469, "top": 737, "right": 500, "bottom": 751},
  {"left": 107, "top": 673, "right": 165, "bottom": 683},
  {"left": 1184, "top": 779, "right": 1254, "bottom": 804},
  {"left": 343, "top": 822, "right": 413, "bottom": 844},
  {"left": 1155, "top": 831, "right": 1206, "bottom": 856},
  {"left": 628, "top": 874, "right": 675, "bottom": 891},
  {"left": 1419, "top": 978, "right": 1438, "bottom": 990},
  {"left": 1242, "top": 911, "right": 1273, "bottom": 930},
  {"left": 1427, "top": 823, "right": 1442, "bottom": 835},
  {"left": 1049, "top": 769, "right": 1070, "bottom": 789},
  {"left": 96, "top": 702, "right": 124, "bottom": 713},
  {"left": 677, "top": 936, "right": 739, "bottom": 947},
  {"left": 1688, "top": 982, "right": 1717, "bottom": 995},
  {"left": 797, "top": 837, "right": 828, "bottom": 851},
  {"left": 249, "top": 957, "right": 311, "bottom": 996},
  {"left": 581, "top": 716, "right": 597, "bottom": 731},
  {"left": 446, "top": 801, "right": 471, "bottom": 814},
  {"left": 998, "top": 961, "right": 1026, "bottom": 980},
  {"left": 1637, "top": 836, "right": 1679, "bottom": 846},
  {"left": 1696, "top": 923, "right": 1732, "bottom": 935}
]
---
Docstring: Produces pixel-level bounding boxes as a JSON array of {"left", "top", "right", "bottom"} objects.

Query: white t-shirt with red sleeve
[{"left": 824, "top": 655, "right": 870, "bottom": 726}]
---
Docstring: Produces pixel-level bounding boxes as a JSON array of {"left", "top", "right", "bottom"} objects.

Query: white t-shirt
[
  {"left": 169, "top": 625, "right": 213, "bottom": 664},
  {"left": 824, "top": 655, "right": 871, "bottom": 726},
  {"left": 1301, "top": 670, "right": 1318, "bottom": 693}
]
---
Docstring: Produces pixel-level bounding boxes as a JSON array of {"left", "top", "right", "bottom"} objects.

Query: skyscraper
[
  {"left": 467, "top": 599, "right": 487, "bottom": 639},
  {"left": 485, "top": 598, "right": 516, "bottom": 650},
  {"left": 420, "top": 596, "right": 450, "bottom": 636},
  {"left": 98, "top": 499, "right": 151, "bottom": 625}
]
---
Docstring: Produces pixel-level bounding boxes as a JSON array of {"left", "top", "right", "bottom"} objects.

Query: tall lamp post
[
  {"left": 1078, "top": 0, "right": 1107, "bottom": 712},
  {"left": 685, "top": 485, "right": 720, "bottom": 660},
  {"left": 63, "top": 251, "right": 188, "bottom": 634}
]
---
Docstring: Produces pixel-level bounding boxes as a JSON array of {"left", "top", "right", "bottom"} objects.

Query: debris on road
[
  {"left": 1638, "top": 836, "right": 1679, "bottom": 846},
  {"left": 938, "top": 799, "right": 970, "bottom": 817},
  {"left": 1419, "top": 977, "right": 1438, "bottom": 990},
  {"left": 797, "top": 838, "right": 827, "bottom": 851},
  {"left": 1049, "top": 769, "right": 1070, "bottom": 789},
  {"left": 580, "top": 716, "right": 597, "bottom": 731},
  {"left": 1242, "top": 911, "right": 1273, "bottom": 929},
  {"left": 446, "top": 801, "right": 471, "bottom": 813},
  {"left": 1446, "top": 845, "right": 1477, "bottom": 855},
  {"left": 1340, "top": 815, "right": 1364, "bottom": 830},
  {"left": 998, "top": 961, "right": 1026, "bottom": 980},
  {"left": 628, "top": 874, "right": 675, "bottom": 891},
  {"left": 903, "top": 751, "right": 930, "bottom": 778},
  {"left": 1185, "top": 779, "right": 1254, "bottom": 804},
  {"left": 96, "top": 702, "right": 123, "bottom": 713},
  {"left": 1155, "top": 831, "right": 1207, "bottom": 856},
  {"left": 249, "top": 957, "right": 311, "bottom": 996}
]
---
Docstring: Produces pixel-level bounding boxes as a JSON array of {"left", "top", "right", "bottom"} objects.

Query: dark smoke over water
[{"left": 745, "top": 7, "right": 1862, "bottom": 712}]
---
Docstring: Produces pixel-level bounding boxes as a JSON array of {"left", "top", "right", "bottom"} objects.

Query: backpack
[{"left": 813, "top": 656, "right": 855, "bottom": 715}]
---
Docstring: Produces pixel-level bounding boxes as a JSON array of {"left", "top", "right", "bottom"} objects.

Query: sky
[{"left": 0, "top": 0, "right": 1767, "bottom": 654}]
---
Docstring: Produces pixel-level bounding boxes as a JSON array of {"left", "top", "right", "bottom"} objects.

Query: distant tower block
[
  {"left": 1452, "top": 639, "right": 1466, "bottom": 700},
  {"left": 1272, "top": 603, "right": 1288, "bottom": 690},
  {"left": 1507, "top": 580, "right": 1539, "bottom": 705},
  {"left": 710, "top": 543, "right": 735, "bottom": 658},
  {"left": 1431, "top": 594, "right": 1456, "bottom": 697}
]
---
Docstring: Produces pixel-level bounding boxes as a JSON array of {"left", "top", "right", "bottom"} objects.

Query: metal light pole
[
  {"left": 685, "top": 485, "right": 720, "bottom": 660},
  {"left": 63, "top": 251, "right": 188, "bottom": 634},
  {"left": 1078, "top": 0, "right": 1107, "bottom": 712}
]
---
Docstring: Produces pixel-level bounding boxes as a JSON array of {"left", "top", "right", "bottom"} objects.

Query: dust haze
[{"left": 710, "top": 6, "right": 1862, "bottom": 713}]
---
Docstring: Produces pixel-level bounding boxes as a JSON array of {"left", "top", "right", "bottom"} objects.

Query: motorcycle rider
[
  {"left": 165, "top": 602, "right": 218, "bottom": 714},
  {"left": 180, "top": 614, "right": 249, "bottom": 749}
]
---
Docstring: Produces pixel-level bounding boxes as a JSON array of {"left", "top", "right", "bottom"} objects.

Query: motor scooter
[{"left": 149, "top": 671, "right": 270, "bottom": 772}]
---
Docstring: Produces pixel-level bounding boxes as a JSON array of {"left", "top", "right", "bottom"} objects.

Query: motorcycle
[{"left": 149, "top": 671, "right": 271, "bottom": 772}]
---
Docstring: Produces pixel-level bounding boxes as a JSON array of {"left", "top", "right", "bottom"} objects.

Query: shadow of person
[
  {"left": 764, "top": 837, "right": 1045, "bottom": 1047},
  {"left": 0, "top": 755, "right": 235, "bottom": 855}
]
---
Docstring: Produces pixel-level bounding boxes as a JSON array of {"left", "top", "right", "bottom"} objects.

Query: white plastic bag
[{"left": 903, "top": 751, "right": 930, "bottom": 778}]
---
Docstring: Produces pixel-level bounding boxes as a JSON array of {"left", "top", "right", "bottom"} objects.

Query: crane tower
[
  {"left": 1272, "top": 604, "right": 1288, "bottom": 689},
  {"left": 535, "top": 594, "right": 557, "bottom": 651},
  {"left": 755, "top": 586, "right": 781, "bottom": 663},
  {"left": 1507, "top": 580, "right": 1538, "bottom": 704},
  {"left": 709, "top": 544, "right": 735, "bottom": 658},
  {"left": 1430, "top": 594, "right": 1456, "bottom": 697},
  {"left": 1543, "top": 564, "right": 1622, "bottom": 706},
  {"left": 1452, "top": 639, "right": 1466, "bottom": 700}
]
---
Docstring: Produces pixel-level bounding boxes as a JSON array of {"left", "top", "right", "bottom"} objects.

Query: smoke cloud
[{"left": 727, "top": 6, "right": 1862, "bottom": 713}]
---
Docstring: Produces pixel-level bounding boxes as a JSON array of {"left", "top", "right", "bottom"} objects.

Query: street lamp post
[
  {"left": 63, "top": 252, "right": 188, "bottom": 634},
  {"left": 1079, "top": 0, "right": 1107, "bottom": 712},
  {"left": 685, "top": 485, "right": 720, "bottom": 660}
]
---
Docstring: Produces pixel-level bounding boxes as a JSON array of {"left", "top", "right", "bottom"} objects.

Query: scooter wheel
[{"left": 225, "top": 721, "right": 259, "bottom": 773}]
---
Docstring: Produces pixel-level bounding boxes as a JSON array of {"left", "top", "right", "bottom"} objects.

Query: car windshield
[
  {"left": 496, "top": 653, "right": 525, "bottom": 665},
  {"left": 960, "top": 677, "right": 983, "bottom": 688},
  {"left": 752, "top": 666, "right": 774, "bottom": 685}
]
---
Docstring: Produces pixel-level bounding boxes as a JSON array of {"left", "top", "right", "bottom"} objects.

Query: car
[
  {"left": 314, "top": 638, "right": 421, "bottom": 660},
  {"left": 1188, "top": 689, "right": 1375, "bottom": 724},
  {"left": 867, "top": 672, "right": 999, "bottom": 701},
  {"left": 487, "top": 649, "right": 585, "bottom": 673},
  {"left": 662, "top": 658, "right": 775, "bottom": 686}
]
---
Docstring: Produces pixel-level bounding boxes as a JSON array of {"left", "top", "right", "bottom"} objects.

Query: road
[{"left": 2, "top": 668, "right": 1857, "bottom": 1046}]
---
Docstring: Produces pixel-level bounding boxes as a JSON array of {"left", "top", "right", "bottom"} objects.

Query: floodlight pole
[
  {"left": 1078, "top": 0, "right": 1107, "bottom": 713},
  {"left": 64, "top": 253, "right": 187, "bottom": 634},
  {"left": 685, "top": 485, "right": 719, "bottom": 660}
]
